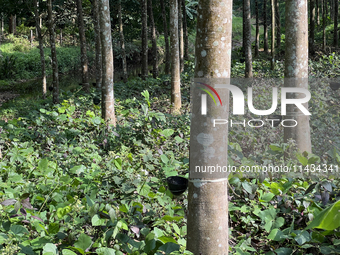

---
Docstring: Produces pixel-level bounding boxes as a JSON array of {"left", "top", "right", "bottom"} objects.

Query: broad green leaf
[
  {"left": 95, "top": 247, "right": 116, "bottom": 255},
  {"left": 57, "top": 206, "right": 72, "bottom": 219},
  {"left": 43, "top": 243, "right": 57, "bottom": 255},
  {"left": 10, "top": 225, "right": 29, "bottom": 236},
  {"left": 242, "top": 182, "right": 253, "bottom": 194},
  {"left": 305, "top": 200, "right": 340, "bottom": 231},
  {"left": 74, "top": 233, "right": 92, "bottom": 252},
  {"left": 48, "top": 223, "right": 60, "bottom": 235},
  {"left": 160, "top": 154, "right": 169, "bottom": 164},
  {"left": 158, "top": 242, "right": 180, "bottom": 253},
  {"left": 62, "top": 249, "right": 77, "bottom": 255},
  {"left": 294, "top": 230, "right": 311, "bottom": 245},
  {"left": 160, "top": 129, "right": 174, "bottom": 137},
  {"left": 114, "top": 158, "right": 122, "bottom": 170},
  {"left": 162, "top": 215, "right": 183, "bottom": 222},
  {"left": 92, "top": 215, "right": 106, "bottom": 226},
  {"left": 38, "top": 158, "right": 49, "bottom": 171},
  {"left": 268, "top": 229, "right": 286, "bottom": 241},
  {"left": 259, "top": 192, "right": 275, "bottom": 202}
]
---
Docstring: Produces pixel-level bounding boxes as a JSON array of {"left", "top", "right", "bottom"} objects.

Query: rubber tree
[
  {"left": 187, "top": 0, "right": 232, "bottom": 253},
  {"left": 141, "top": 0, "right": 148, "bottom": 80},
  {"left": 99, "top": 0, "right": 116, "bottom": 125},
  {"left": 322, "top": 0, "right": 326, "bottom": 50},
  {"left": 275, "top": 0, "right": 281, "bottom": 48},
  {"left": 118, "top": 0, "right": 128, "bottom": 82},
  {"left": 310, "top": 0, "right": 315, "bottom": 55},
  {"left": 33, "top": 0, "right": 46, "bottom": 99},
  {"left": 255, "top": 0, "right": 259, "bottom": 57},
  {"left": 170, "top": 0, "right": 181, "bottom": 114},
  {"left": 76, "top": 0, "right": 89, "bottom": 92},
  {"left": 148, "top": 0, "right": 158, "bottom": 78},
  {"left": 244, "top": 0, "right": 253, "bottom": 77},
  {"left": 333, "top": 0, "right": 338, "bottom": 47},
  {"left": 93, "top": 0, "right": 102, "bottom": 89},
  {"left": 182, "top": 0, "right": 189, "bottom": 61},
  {"left": 263, "top": 0, "right": 269, "bottom": 54},
  {"left": 271, "top": 0, "right": 275, "bottom": 70},
  {"left": 284, "top": 0, "right": 311, "bottom": 153},
  {"left": 47, "top": 0, "right": 59, "bottom": 104},
  {"left": 160, "top": 0, "right": 170, "bottom": 75},
  {"left": 178, "top": 0, "right": 184, "bottom": 72}
]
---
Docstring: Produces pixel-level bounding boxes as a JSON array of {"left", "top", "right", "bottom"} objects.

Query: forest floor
[{"left": 0, "top": 91, "right": 20, "bottom": 108}]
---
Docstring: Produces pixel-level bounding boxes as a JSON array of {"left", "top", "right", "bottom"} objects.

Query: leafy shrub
[{"left": 0, "top": 55, "right": 17, "bottom": 79}]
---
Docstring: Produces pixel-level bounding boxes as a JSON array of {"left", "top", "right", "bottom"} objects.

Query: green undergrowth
[{"left": 1, "top": 56, "right": 340, "bottom": 254}]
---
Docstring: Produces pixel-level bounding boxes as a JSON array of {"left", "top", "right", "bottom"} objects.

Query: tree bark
[
  {"left": 9, "top": 15, "right": 16, "bottom": 34},
  {"left": 178, "top": 0, "right": 184, "bottom": 72},
  {"left": 118, "top": 0, "right": 128, "bottom": 82},
  {"left": 160, "top": 0, "right": 170, "bottom": 75},
  {"left": 244, "top": 0, "right": 253, "bottom": 77},
  {"left": 148, "top": 0, "right": 158, "bottom": 78},
  {"left": 255, "top": 0, "right": 259, "bottom": 57},
  {"left": 316, "top": 0, "right": 320, "bottom": 25},
  {"left": 275, "top": 0, "right": 281, "bottom": 48},
  {"left": 322, "top": 0, "right": 326, "bottom": 50},
  {"left": 93, "top": 0, "right": 102, "bottom": 89},
  {"left": 170, "top": 0, "right": 181, "bottom": 114},
  {"left": 310, "top": 0, "right": 315, "bottom": 55},
  {"left": 141, "top": 0, "right": 148, "bottom": 80},
  {"left": 333, "top": 0, "right": 338, "bottom": 47},
  {"left": 187, "top": 0, "right": 232, "bottom": 253},
  {"left": 99, "top": 0, "right": 116, "bottom": 125},
  {"left": 182, "top": 0, "right": 189, "bottom": 61},
  {"left": 263, "top": 0, "right": 269, "bottom": 54},
  {"left": 284, "top": 0, "right": 311, "bottom": 154},
  {"left": 47, "top": 0, "right": 59, "bottom": 104},
  {"left": 271, "top": 0, "right": 275, "bottom": 70},
  {"left": 76, "top": 0, "right": 89, "bottom": 92},
  {"left": 34, "top": 0, "right": 47, "bottom": 99}
]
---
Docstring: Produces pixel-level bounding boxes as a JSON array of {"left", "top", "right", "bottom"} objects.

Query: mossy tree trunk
[
  {"left": 284, "top": 0, "right": 311, "bottom": 154},
  {"left": 47, "top": 0, "right": 59, "bottom": 104},
  {"left": 263, "top": 0, "right": 269, "bottom": 54},
  {"left": 170, "top": 0, "right": 181, "bottom": 114},
  {"left": 99, "top": 0, "right": 116, "bottom": 125},
  {"left": 148, "top": 0, "right": 158, "bottom": 78},
  {"left": 76, "top": 0, "right": 89, "bottom": 92},
  {"left": 141, "top": 0, "right": 148, "bottom": 80},
  {"left": 93, "top": 0, "right": 102, "bottom": 89},
  {"left": 160, "top": 0, "right": 170, "bottom": 75},
  {"left": 244, "top": 0, "right": 253, "bottom": 77},
  {"left": 118, "top": 0, "right": 128, "bottom": 82},
  {"left": 33, "top": 0, "right": 46, "bottom": 99}
]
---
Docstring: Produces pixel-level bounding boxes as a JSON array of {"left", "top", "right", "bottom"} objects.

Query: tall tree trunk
[
  {"left": 275, "top": 0, "right": 281, "bottom": 48},
  {"left": 322, "top": 0, "right": 326, "bottom": 50},
  {"left": 187, "top": 0, "right": 232, "bottom": 252},
  {"left": 316, "top": 0, "right": 320, "bottom": 25},
  {"left": 310, "top": 0, "right": 315, "bottom": 55},
  {"left": 93, "top": 0, "right": 102, "bottom": 89},
  {"left": 141, "top": 0, "right": 148, "bottom": 80},
  {"left": 60, "top": 29, "right": 63, "bottom": 46},
  {"left": 244, "top": 0, "right": 253, "bottom": 77},
  {"left": 148, "top": 0, "right": 158, "bottom": 78},
  {"left": 47, "top": 0, "right": 59, "bottom": 104},
  {"left": 182, "top": 0, "right": 189, "bottom": 61},
  {"left": 160, "top": 0, "right": 170, "bottom": 75},
  {"left": 178, "top": 0, "right": 184, "bottom": 72},
  {"left": 255, "top": 0, "right": 259, "bottom": 57},
  {"left": 118, "top": 0, "right": 128, "bottom": 82},
  {"left": 9, "top": 15, "right": 16, "bottom": 34},
  {"left": 263, "top": 0, "right": 269, "bottom": 54},
  {"left": 330, "top": 0, "right": 334, "bottom": 21},
  {"left": 76, "top": 0, "right": 89, "bottom": 92},
  {"left": 34, "top": 0, "right": 46, "bottom": 99},
  {"left": 99, "top": 0, "right": 116, "bottom": 125},
  {"left": 271, "top": 0, "right": 275, "bottom": 70},
  {"left": 170, "top": 0, "right": 181, "bottom": 113},
  {"left": 333, "top": 0, "right": 338, "bottom": 47},
  {"left": 325, "top": 0, "right": 328, "bottom": 24},
  {"left": 284, "top": 0, "right": 311, "bottom": 154}
]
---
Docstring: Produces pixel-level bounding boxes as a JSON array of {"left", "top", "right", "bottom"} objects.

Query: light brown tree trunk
[
  {"left": 178, "top": 0, "right": 184, "bottom": 72},
  {"left": 255, "top": 0, "right": 259, "bottom": 57},
  {"left": 182, "top": 0, "right": 189, "bottom": 61},
  {"left": 118, "top": 0, "right": 128, "bottom": 82},
  {"left": 284, "top": 0, "right": 311, "bottom": 154},
  {"left": 244, "top": 0, "right": 253, "bottom": 77},
  {"left": 275, "top": 0, "right": 281, "bottom": 48},
  {"left": 264, "top": 0, "right": 269, "bottom": 54},
  {"left": 93, "top": 0, "right": 102, "bottom": 89},
  {"left": 148, "top": 0, "right": 158, "bottom": 78},
  {"left": 160, "top": 0, "right": 170, "bottom": 75},
  {"left": 60, "top": 29, "right": 63, "bottom": 46},
  {"left": 141, "top": 0, "right": 148, "bottom": 80},
  {"left": 170, "top": 0, "right": 181, "bottom": 114},
  {"left": 187, "top": 0, "right": 232, "bottom": 253},
  {"left": 76, "top": 0, "right": 89, "bottom": 92},
  {"left": 333, "top": 0, "right": 338, "bottom": 47},
  {"left": 271, "top": 0, "right": 275, "bottom": 70},
  {"left": 310, "top": 0, "right": 315, "bottom": 55},
  {"left": 34, "top": 0, "right": 47, "bottom": 99},
  {"left": 322, "top": 0, "right": 326, "bottom": 50},
  {"left": 9, "top": 15, "right": 16, "bottom": 34},
  {"left": 316, "top": 0, "right": 320, "bottom": 25},
  {"left": 99, "top": 0, "right": 116, "bottom": 125},
  {"left": 47, "top": 0, "right": 59, "bottom": 104}
]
